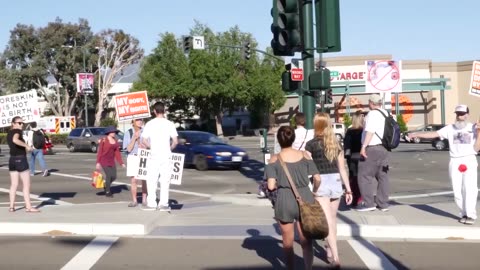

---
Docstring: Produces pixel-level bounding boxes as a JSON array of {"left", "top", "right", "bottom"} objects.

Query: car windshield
[
  {"left": 90, "top": 128, "right": 107, "bottom": 135},
  {"left": 187, "top": 133, "right": 225, "bottom": 144}
]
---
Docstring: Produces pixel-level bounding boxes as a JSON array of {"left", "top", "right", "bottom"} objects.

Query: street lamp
[{"left": 62, "top": 43, "right": 91, "bottom": 127}]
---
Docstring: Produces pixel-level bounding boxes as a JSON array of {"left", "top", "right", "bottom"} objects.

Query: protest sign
[
  {"left": 134, "top": 149, "right": 184, "bottom": 185},
  {"left": 76, "top": 73, "right": 94, "bottom": 94},
  {"left": 114, "top": 91, "right": 151, "bottom": 121},
  {"left": 0, "top": 90, "right": 41, "bottom": 127}
]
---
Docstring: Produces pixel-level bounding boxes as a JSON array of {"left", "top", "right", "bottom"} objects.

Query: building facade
[{"left": 275, "top": 55, "right": 479, "bottom": 129}]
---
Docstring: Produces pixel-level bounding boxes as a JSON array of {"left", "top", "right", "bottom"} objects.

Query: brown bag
[{"left": 278, "top": 155, "right": 329, "bottom": 239}]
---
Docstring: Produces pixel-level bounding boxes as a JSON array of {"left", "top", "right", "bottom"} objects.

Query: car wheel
[
  {"left": 68, "top": 143, "right": 75, "bottom": 153},
  {"left": 434, "top": 140, "right": 446, "bottom": 150},
  {"left": 413, "top": 137, "right": 421, "bottom": 144},
  {"left": 194, "top": 154, "right": 208, "bottom": 171},
  {"left": 91, "top": 143, "right": 98, "bottom": 153},
  {"left": 335, "top": 134, "right": 343, "bottom": 141},
  {"left": 232, "top": 163, "right": 242, "bottom": 170}
]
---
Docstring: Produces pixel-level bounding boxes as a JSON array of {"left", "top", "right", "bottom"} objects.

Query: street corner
[{"left": 209, "top": 193, "right": 272, "bottom": 207}]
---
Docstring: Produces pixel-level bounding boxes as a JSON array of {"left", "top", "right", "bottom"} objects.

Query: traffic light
[
  {"left": 271, "top": 0, "right": 303, "bottom": 56},
  {"left": 315, "top": 0, "right": 341, "bottom": 53},
  {"left": 242, "top": 42, "right": 251, "bottom": 60},
  {"left": 281, "top": 64, "right": 300, "bottom": 92},
  {"left": 183, "top": 36, "right": 193, "bottom": 54},
  {"left": 325, "top": 89, "right": 333, "bottom": 104},
  {"left": 309, "top": 67, "right": 331, "bottom": 90}
]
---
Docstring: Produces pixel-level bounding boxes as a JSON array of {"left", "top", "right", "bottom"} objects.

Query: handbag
[
  {"left": 278, "top": 155, "right": 329, "bottom": 239},
  {"left": 91, "top": 171, "right": 105, "bottom": 189}
]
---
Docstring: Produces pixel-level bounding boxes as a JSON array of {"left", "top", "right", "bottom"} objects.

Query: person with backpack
[
  {"left": 410, "top": 105, "right": 480, "bottom": 225},
  {"left": 356, "top": 94, "right": 396, "bottom": 212},
  {"left": 26, "top": 122, "right": 49, "bottom": 177},
  {"left": 122, "top": 118, "right": 147, "bottom": 207}
]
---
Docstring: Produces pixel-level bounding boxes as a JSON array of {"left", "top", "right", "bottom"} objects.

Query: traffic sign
[{"left": 291, "top": 68, "right": 304, "bottom": 81}]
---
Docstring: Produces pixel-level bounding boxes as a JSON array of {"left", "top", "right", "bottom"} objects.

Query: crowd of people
[{"left": 266, "top": 94, "right": 480, "bottom": 269}]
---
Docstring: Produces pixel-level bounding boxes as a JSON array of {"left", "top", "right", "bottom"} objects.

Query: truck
[{"left": 37, "top": 116, "right": 76, "bottom": 134}]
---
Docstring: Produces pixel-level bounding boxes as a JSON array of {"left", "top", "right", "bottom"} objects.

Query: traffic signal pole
[{"left": 301, "top": 0, "right": 316, "bottom": 129}]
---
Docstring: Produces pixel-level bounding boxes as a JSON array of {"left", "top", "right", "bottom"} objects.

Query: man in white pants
[
  {"left": 141, "top": 102, "right": 178, "bottom": 211},
  {"left": 411, "top": 105, "right": 480, "bottom": 224}
]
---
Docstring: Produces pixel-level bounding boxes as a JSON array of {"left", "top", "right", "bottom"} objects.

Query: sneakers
[
  {"left": 464, "top": 217, "right": 476, "bottom": 225},
  {"left": 355, "top": 204, "right": 376, "bottom": 212},
  {"left": 459, "top": 216, "right": 467, "bottom": 224},
  {"left": 157, "top": 205, "right": 171, "bottom": 212},
  {"left": 105, "top": 193, "right": 113, "bottom": 198},
  {"left": 377, "top": 207, "right": 389, "bottom": 212},
  {"left": 43, "top": 170, "right": 50, "bottom": 177}
]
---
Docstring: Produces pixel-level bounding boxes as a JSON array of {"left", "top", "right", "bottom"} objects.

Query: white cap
[
  {"left": 454, "top": 104, "right": 469, "bottom": 113},
  {"left": 368, "top": 94, "right": 383, "bottom": 104}
]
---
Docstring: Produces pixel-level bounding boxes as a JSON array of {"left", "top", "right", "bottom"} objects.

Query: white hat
[
  {"left": 454, "top": 104, "right": 469, "bottom": 113},
  {"left": 368, "top": 94, "right": 383, "bottom": 104}
]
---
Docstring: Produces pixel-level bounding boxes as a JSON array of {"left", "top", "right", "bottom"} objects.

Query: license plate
[{"left": 232, "top": 156, "right": 242, "bottom": 162}]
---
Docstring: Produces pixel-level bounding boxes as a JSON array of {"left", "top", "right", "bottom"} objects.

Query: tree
[
  {"left": 0, "top": 18, "right": 96, "bottom": 116},
  {"left": 93, "top": 29, "right": 143, "bottom": 126},
  {"left": 397, "top": 114, "right": 408, "bottom": 132},
  {"left": 133, "top": 22, "right": 286, "bottom": 136}
]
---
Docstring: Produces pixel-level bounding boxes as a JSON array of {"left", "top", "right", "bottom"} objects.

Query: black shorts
[{"left": 9, "top": 156, "right": 29, "bottom": 172}]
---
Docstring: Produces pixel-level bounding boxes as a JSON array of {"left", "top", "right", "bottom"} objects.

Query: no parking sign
[{"left": 365, "top": 60, "right": 402, "bottom": 93}]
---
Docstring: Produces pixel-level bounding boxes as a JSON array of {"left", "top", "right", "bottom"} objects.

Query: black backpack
[
  {"left": 375, "top": 109, "right": 401, "bottom": 151},
  {"left": 32, "top": 129, "right": 46, "bottom": 149}
]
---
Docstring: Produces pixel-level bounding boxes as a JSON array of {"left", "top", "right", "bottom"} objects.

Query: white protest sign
[
  {"left": 134, "top": 149, "right": 184, "bottom": 185},
  {"left": 0, "top": 90, "right": 41, "bottom": 127},
  {"left": 365, "top": 60, "right": 402, "bottom": 93}
]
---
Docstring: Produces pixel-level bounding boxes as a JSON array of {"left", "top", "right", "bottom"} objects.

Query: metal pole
[
  {"left": 395, "top": 92, "right": 399, "bottom": 116},
  {"left": 83, "top": 49, "right": 88, "bottom": 127},
  {"left": 301, "top": 0, "right": 315, "bottom": 129},
  {"left": 440, "top": 75, "right": 445, "bottom": 125}
]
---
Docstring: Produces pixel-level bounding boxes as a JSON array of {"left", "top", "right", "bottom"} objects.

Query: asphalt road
[
  {"left": 0, "top": 140, "right": 477, "bottom": 208},
  {"left": 0, "top": 235, "right": 479, "bottom": 270}
]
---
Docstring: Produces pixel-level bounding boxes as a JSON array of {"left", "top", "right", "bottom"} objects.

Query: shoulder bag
[{"left": 278, "top": 155, "right": 329, "bottom": 239}]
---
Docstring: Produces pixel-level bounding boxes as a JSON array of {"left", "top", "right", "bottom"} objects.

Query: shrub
[
  {"left": 397, "top": 114, "right": 408, "bottom": 133},
  {"left": 342, "top": 114, "right": 352, "bottom": 129},
  {"left": 0, "top": 133, "right": 68, "bottom": 145},
  {"left": 99, "top": 117, "right": 117, "bottom": 127}
]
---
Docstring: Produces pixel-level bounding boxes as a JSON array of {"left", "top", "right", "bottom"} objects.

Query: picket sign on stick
[{"left": 135, "top": 149, "right": 184, "bottom": 185}]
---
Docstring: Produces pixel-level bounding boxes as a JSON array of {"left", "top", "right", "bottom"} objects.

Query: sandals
[
  {"left": 128, "top": 202, "right": 138, "bottom": 207},
  {"left": 9, "top": 207, "right": 15, "bottom": 213},
  {"left": 26, "top": 208, "right": 41, "bottom": 213}
]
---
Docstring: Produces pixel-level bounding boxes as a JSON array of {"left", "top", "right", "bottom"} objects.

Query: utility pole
[
  {"left": 82, "top": 49, "right": 89, "bottom": 127},
  {"left": 300, "top": 0, "right": 315, "bottom": 129}
]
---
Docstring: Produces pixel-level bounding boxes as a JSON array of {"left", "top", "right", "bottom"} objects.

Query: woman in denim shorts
[
  {"left": 7, "top": 116, "right": 40, "bottom": 213},
  {"left": 305, "top": 113, "right": 352, "bottom": 268}
]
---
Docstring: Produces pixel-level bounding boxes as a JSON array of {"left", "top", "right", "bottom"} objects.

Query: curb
[
  {"left": 0, "top": 222, "right": 145, "bottom": 236},
  {"left": 337, "top": 223, "right": 480, "bottom": 240},
  {"left": 210, "top": 194, "right": 271, "bottom": 206}
]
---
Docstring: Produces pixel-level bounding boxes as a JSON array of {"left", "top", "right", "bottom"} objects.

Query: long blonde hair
[
  {"left": 351, "top": 111, "right": 364, "bottom": 129},
  {"left": 313, "top": 112, "right": 340, "bottom": 162}
]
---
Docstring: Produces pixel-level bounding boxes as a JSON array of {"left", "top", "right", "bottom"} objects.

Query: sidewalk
[{"left": 1, "top": 195, "right": 479, "bottom": 240}]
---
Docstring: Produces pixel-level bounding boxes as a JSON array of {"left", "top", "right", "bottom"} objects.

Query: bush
[
  {"left": 99, "top": 117, "right": 117, "bottom": 127},
  {"left": 0, "top": 133, "right": 68, "bottom": 145},
  {"left": 397, "top": 114, "right": 408, "bottom": 133},
  {"left": 342, "top": 114, "right": 352, "bottom": 129}
]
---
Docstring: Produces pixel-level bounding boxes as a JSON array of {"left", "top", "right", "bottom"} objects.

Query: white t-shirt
[
  {"left": 274, "top": 127, "right": 314, "bottom": 153},
  {"left": 437, "top": 123, "right": 478, "bottom": 158},
  {"left": 141, "top": 117, "right": 178, "bottom": 161},
  {"left": 362, "top": 109, "right": 387, "bottom": 146}
]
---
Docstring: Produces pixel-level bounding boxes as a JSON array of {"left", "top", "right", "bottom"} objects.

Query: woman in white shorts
[{"left": 305, "top": 112, "right": 352, "bottom": 268}]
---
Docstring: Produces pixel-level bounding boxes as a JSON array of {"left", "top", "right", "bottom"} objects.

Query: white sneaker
[
  {"left": 140, "top": 206, "right": 157, "bottom": 211},
  {"left": 157, "top": 205, "right": 171, "bottom": 212}
]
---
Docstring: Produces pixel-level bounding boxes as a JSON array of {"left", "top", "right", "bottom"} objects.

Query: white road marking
[
  {"left": 0, "top": 187, "right": 72, "bottom": 205},
  {"left": 348, "top": 239, "right": 398, "bottom": 270},
  {"left": 61, "top": 236, "right": 118, "bottom": 270},
  {"left": 46, "top": 171, "right": 212, "bottom": 198}
]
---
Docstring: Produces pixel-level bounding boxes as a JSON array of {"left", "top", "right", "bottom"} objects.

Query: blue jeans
[{"left": 30, "top": 149, "right": 47, "bottom": 174}]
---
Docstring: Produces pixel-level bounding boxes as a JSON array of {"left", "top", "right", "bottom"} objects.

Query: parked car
[
  {"left": 173, "top": 131, "right": 248, "bottom": 171},
  {"left": 66, "top": 127, "right": 124, "bottom": 153},
  {"left": 432, "top": 138, "right": 448, "bottom": 151},
  {"left": 403, "top": 124, "right": 445, "bottom": 143},
  {"left": 332, "top": 123, "right": 345, "bottom": 141}
]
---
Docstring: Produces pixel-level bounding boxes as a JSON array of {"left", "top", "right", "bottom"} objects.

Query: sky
[{"left": 1, "top": 0, "right": 478, "bottom": 62}]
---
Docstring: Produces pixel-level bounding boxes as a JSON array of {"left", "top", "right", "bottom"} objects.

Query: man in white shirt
[
  {"left": 141, "top": 102, "right": 178, "bottom": 211},
  {"left": 410, "top": 105, "right": 480, "bottom": 225},
  {"left": 356, "top": 94, "right": 390, "bottom": 212},
  {"left": 274, "top": 112, "right": 313, "bottom": 153}
]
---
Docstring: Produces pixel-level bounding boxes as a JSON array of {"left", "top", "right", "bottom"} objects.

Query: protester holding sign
[
  {"left": 141, "top": 102, "right": 178, "bottom": 211},
  {"left": 7, "top": 116, "right": 40, "bottom": 213},
  {"left": 123, "top": 118, "right": 147, "bottom": 207},
  {"left": 96, "top": 126, "right": 125, "bottom": 197}
]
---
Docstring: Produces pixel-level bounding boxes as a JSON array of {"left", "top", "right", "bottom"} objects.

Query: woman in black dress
[{"left": 7, "top": 116, "right": 40, "bottom": 213}]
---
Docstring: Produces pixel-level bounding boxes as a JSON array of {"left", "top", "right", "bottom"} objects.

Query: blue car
[{"left": 174, "top": 131, "right": 248, "bottom": 171}]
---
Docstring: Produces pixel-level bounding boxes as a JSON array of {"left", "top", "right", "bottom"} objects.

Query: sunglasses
[
  {"left": 14, "top": 122, "right": 24, "bottom": 125},
  {"left": 456, "top": 112, "right": 467, "bottom": 116}
]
